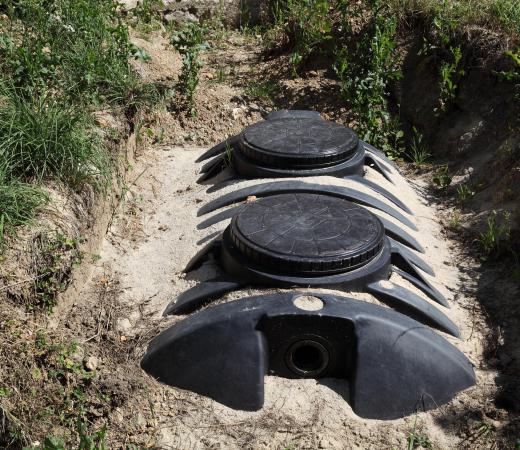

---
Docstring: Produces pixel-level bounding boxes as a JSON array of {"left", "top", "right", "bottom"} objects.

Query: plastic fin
[
  {"left": 200, "top": 154, "right": 225, "bottom": 174},
  {"left": 392, "top": 266, "right": 448, "bottom": 308},
  {"left": 365, "top": 153, "right": 394, "bottom": 183},
  {"left": 164, "top": 277, "right": 245, "bottom": 315},
  {"left": 350, "top": 175, "right": 412, "bottom": 214},
  {"left": 377, "top": 217, "right": 424, "bottom": 253},
  {"left": 367, "top": 281, "right": 459, "bottom": 337},
  {"left": 206, "top": 178, "right": 245, "bottom": 194},
  {"left": 198, "top": 205, "right": 245, "bottom": 229},
  {"left": 184, "top": 237, "right": 222, "bottom": 273},
  {"left": 197, "top": 157, "right": 227, "bottom": 183},
  {"left": 389, "top": 237, "right": 434, "bottom": 275},
  {"left": 197, "top": 181, "right": 417, "bottom": 231},
  {"left": 361, "top": 140, "right": 398, "bottom": 169},
  {"left": 196, "top": 135, "right": 240, "bottom": 163}
]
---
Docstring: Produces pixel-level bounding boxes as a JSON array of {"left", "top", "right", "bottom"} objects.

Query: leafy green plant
[
  {"left": 245, "top": 80, "right": 279, "bottom": 103},
  {"left": 170, "top": 22, "right": 208, "bottom": 116},
  {"left": 478, "top": 211, "right": 511, "bottom": 256},
  {"left": 334, "top": 2, "right": 403, "bottom": 158},
  {"left": 32, "top": 232, "right": 84, "bottom": 311},
  {"left": 432, "top": 165, "right": 452, "bottom": 189},
  {"left": 407, "top": 127, "right": 430, "bottom": 165},
  {"left": 407, "top": 415, "right": 433, "bottom": 449},
  {"left": 437, "top": 45, "right": 465, "bottom": 112},
  {"left": 0, "top": 0, "right": 138, "bottom": 105},
  {"left": 271, "top": 0, "right": 332, "bottom": 73},
  {"left": 456, "top": 183, "right": 474, "bottom": 202}
]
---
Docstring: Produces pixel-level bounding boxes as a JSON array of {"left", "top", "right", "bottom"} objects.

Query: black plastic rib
[
  {"left": 195, "top": 135, "right": 240, "bottom": 163},
  {"left": 197, "top": 181, "right": 417, "bottom": 231},
  {"left": 197, "top": 205, "right": 244, "bottom": 229},
  {"left": 391, "top": 266, "right": 448, "bottom": 307},
  {"left": 350, "top": 175, "right": 412, "bottom": 214},
  {"left": 365, "top": 153, "right": 394, "bottom": 183},
  {"left": 197, "top": 157, "right": 226, "bottom": 183},
  {"left": 389, "top": 238, "right": 434, "bottom": 275},
  {"left": 184, "top": 237, "right": 222, "bottom": 273},
  {"left": 373, "top": 216, "right": 424, "bottom": 253},
  {"left": 196, "top": 204, "right": 424, "bottom": 254},
  {"left": 200, "top": 154, "right": 225, "bottom": 174},
  {"left": 361, "top": 141, "right": 398, "bottom": 171},
  {"left": 164, "top": 278, "right": 245, "bottom": 315},
  {"left": 367, "top": 281, "right": 459, "bottom": 338}
]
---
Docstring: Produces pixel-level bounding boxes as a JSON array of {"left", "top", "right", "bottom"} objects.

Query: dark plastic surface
[
  {"left": 366, "top": 281, "right": 459, "bottom": 337},
  {"left": 198, "top": 180, "right": 417, "bottom": 232},
  {"left": 239, "top": 118, "right": 358, "bottom": 168},
  {"left": 266, "top": 110, "right": 322, "bottom": 121},
  {"left": 143, "top": 292, "right": 475, "bottom": 418},
  {"left": 229, "top": 194, "right": 385, "bottom": 275}
]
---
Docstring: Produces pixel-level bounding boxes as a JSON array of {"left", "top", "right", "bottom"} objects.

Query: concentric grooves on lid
[
  {"left": 239, "top": 119, "right": 359, "bottom": 168},
  {"left": 229, "top": 193, "right": 385, "bottom": 275}
]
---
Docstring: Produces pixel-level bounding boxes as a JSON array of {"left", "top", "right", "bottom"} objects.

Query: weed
[
  {"left": 495, "top": 48, "right": 520, "bottom": 99},
  {"left": 130, "top": 0, "right": 163, "bottom": 36},
  {"left": 32, "top": 232, "right": 84, "bottom": 311},
  {"left": 478, "top": 210, "right": 511, "bottom": 256},
  {"left": 437, "top": 45, "right": 465, "bottom": 112},
  {"left": 271, "top": 0, "right": 332, "bottom": 73},
  {"left": 0, "top": 0, "right": 138, "bottom": 105},
  {"left": 0, "top": 166, "right": 48, "bottom": 245},
  {"left": 245, "top": 80, "right": 279, "bottom": 103},
  {"left": 334, "top": 2, "right": 404, "bottom": 158},
  {"left": 448, "top": 210, "right": 462, "bottom": 231},
  {"left": 407, "top": 127, "right": 430, "bottom": 165},
  {"left": 456, "top": 183, "right": 475, "bottom": 202},
  {"left": 407, "top": 415, "right": 433, "bottom": 449},
  {"left": 170, "top": 22, "right": 208, "bottom": 116},
  {"left": 432, "top": 165, "right": 452, "bottom": 189},
  {"left": 216, "top": 68, "right": 229, "bottom": 83},
  {"left": 223, "top": 142, "right": 234, "bottom": 168}
]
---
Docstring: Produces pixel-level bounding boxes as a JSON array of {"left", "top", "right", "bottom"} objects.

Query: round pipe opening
[{"left": 286, "top": 339, "right": 329, "bottom": 377}]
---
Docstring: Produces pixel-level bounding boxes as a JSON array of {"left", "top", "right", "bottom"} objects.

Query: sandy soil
[{"left": 46, "top": 30, "right": 513, "bottom": 449}]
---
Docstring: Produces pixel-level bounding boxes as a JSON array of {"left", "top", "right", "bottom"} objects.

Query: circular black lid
[
  {"left": 239, "top": 119, "right": 359, "bottom": 168},
  {"left": 229, "top": 193, "right": 384, "bottom": 275}
]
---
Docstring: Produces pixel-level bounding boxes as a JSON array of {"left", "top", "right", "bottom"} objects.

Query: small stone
[
  {"left": 206, "top": 73, "right": 215, "bottom": 80},
  {"left": 230, "top": 107, "right": 242, "bottom": 120},
  {"left": 84, "top": 356, "right": 99, "bottom": 371},
  {"left": 116, "top": 318, "right": 132, "bottom": 333},
  {"left": 118, "top": 0, "right": 139, "bottom": 11},
  {"left": 246, "top": 195, "right": 257, "bottom": 203},
  {"left": 164, "top": 11, "right": 199, "bottom": 25}
]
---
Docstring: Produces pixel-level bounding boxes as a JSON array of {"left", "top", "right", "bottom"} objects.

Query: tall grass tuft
[
  {"left": 0, "top": 87, "right": 110, "bottom": 188},
  {"left": 0, "top": 163, "right": 48, "bottom": 244}
]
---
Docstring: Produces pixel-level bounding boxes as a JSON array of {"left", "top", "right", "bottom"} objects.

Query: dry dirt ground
[{"left": 45, "top": 30, "right": 517, "bottom": 448}]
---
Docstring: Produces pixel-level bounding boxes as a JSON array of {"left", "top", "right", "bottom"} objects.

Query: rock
[
  {"left": 230, "top": 107, "right": 242, "bottom": 120},
  {"left": 116, "top": 318, "right": 132, "bottom": 333},
  {"left": 118, "top": 0, "right": 139, "bottom": 11},
  {"left": 84, "top": 356, "right": 99, "bottom": 371},
  {"left": 164, "top": 10, "right": 199, "bottom": 25}
]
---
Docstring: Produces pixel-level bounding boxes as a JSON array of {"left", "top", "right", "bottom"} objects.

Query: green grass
[
  {"left": 387, "top": 0, "right": 520, "bottom": 39},
  {"left": 0, "top": 0, "right": 159, "bottom": 243},
  {"left": 0, "top": 166, "right": 48, "bottom": 245},
  {"left": 0, "top": 87, "right": 110, "bottom": 187},
  {"left": 0, "top": 0, "right": 138, "bottom": 105},
  {"left": 245, "top": 80, "right": 280, "bottom": 103}
]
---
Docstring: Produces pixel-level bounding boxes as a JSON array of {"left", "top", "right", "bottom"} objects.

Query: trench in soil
[{"left": 49, "top": 30, "right": 518, "bottom": 449}]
